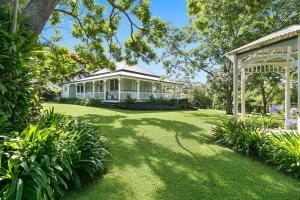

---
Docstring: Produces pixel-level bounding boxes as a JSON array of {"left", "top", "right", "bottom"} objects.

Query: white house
[{"left": 61, "top": 62, "right": 183, "bottom": 102}]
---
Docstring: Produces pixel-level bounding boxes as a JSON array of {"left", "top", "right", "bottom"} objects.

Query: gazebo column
[
  {"left": 233, "top": 54, "right": 239, "bottom": 119},
  {"left": 285, "top": 64, "right": 291, "bottom": 129},
  {"left": 285, "top": 46, "right": 292, "bottom": 129},
  {"left": 241, "top": 67, "right": 246, "bottom": 121},
  {"left": 298, "top": 34, "right": 300, "bottom": 133}
]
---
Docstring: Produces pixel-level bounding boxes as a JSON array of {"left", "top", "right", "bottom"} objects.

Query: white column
[
  {"left": 92, "top": 81, "right": 95, "bottom": 98},
  {"left": 285, "top": 46, "right": 292, "bottom": 129},
  {"left": 151, "top": 82, "right": 155, "bottom": 98},
  {"left": 297, "top": 36, "right": 300, "bottom": 133},
  {"left": 233, "top": 54, "right": 239, "bottom": 119},
  {"left": 118, "top": 77, "right": 121, "bottom": 101},
  {"left": 75, "top": 83, "right": 78, "bottom": 98},
  {"left": 103, "top": 80, "right": 107, "bottom": 101},
  {"left": 137, "top": 80, "right": 140, "bottom": 101},
  {"left": 83, "top": 82, "right": 86, "bottom": 99},
  {"left": 241, "top": 67, "right": 246, "bottom": 121}
]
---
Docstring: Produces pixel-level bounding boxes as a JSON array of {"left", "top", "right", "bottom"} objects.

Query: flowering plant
[
  {"left": 286, "top": 119, "right": 297, "bottom": 129},
  {"left": 269, "top": 105, "right": 283, "bottom": 114}
]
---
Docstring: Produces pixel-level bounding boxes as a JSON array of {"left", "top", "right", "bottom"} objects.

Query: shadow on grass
[{"left": 69, "top": 112, "right": 300, "bottom": 200}]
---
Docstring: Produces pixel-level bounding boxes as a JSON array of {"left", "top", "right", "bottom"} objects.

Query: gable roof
[
  {"left": 226, "top": 24, "right": 300, "bottom": 56},
  {"left": 92, "top": 62, "right": 159, "bottom": 78},
  {"left": 65, "top": 62, "right": 182, "bottom": 85}
]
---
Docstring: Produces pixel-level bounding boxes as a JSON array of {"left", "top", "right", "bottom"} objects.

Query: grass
[{"left": 44, "top": 103, "right": 300, "bottom": 200}]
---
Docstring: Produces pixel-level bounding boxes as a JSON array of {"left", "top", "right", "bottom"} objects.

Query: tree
[
  {"left": 162, "top": 0, "right": 300, "bottom": 114},
  {"left": 247, "top": 73, "right": 282, "bottom": 115},
  {"left": 188, "top": 84, "right": 212, "bottom": 109},
  {"left": 1, "top": 0, "right": 168, "bottom": 69}
]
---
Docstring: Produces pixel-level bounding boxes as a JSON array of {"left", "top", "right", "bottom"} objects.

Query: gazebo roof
[{"left": 226, "top": 25, "right": 300, "bottom": 56}]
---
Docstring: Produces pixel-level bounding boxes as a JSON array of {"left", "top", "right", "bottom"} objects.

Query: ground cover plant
[
  {"left": 0, "top": 109, "right": 109, "bottom": 199},
  {"left": 45, "top": 103, "right": 300, "bottom": 200}
]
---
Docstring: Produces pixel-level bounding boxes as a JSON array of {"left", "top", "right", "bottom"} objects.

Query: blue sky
[{"left": 42, "top": 0, "right": 206, "bottom": 82}]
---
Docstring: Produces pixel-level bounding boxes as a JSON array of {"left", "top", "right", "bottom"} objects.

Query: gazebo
[{"left": 226, "top": 25, "right": 300, "bottom": 133}]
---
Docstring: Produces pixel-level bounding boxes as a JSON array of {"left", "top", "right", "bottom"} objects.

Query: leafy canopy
[{"left": 42, "top": 0, "right": 168, "bottom": 78}]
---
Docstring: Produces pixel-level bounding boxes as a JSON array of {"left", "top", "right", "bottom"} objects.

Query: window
[
  {"left": 132, "top": 82, "right": 136, "bottom": 91},
  {"left": 110, "top": 79, "right": 118, "bottom": 91},
  {"left": 77, "top": 85, "right": 84, "bottom": 93},
  {"left": 63, "top": 85, "right": 68, "bottom": 92}
]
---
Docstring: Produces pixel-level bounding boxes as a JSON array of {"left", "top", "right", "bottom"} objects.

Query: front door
[{"left": 107, "top": 79, "right": 119, "bottom": 100}]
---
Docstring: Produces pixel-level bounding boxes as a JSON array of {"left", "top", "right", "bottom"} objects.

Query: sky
[{"left": 42, "top": 0, "right": 207, "bottom": 83}]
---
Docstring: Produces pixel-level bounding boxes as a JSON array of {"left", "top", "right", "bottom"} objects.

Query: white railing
[
  {"left": 76, "top": 93, "right": 84, "bottom": 99},
  {"left": 120, "top": 91, "right": 180, "bottom": 100},
  {"left": 121, "top": 91, "right": 138, "bottom": 100},
  {"left": 94, "top": 92, "right": 105, "bottom": 99},
  {"left": 140, "top": 92, "right": 152, "bottom": 100},
  {"left": 85, "top": 92, "right": 93, "bottom": 98},
  {"left": 153, "top": 92, "right": 174, "bottom": 99},
  {"left": 107, "top": 91, "right": 118, "bottom": 100},
  {"left": 76, "top": 91, "right": 182, "bottom": 100}
]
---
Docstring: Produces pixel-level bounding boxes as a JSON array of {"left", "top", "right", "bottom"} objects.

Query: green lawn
[{"left": 45, "top": 103, "right": 300, "bottom": 200}]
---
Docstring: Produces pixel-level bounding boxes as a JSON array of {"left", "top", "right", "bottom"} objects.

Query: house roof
[
  {"left": 93, "top": 62, "right": 158, "bottom": 77},
  {"left": 226, "top": 24, "right": 300, "bottom": 56},
  {"left": 65, "top": 62, "right": 181, "bottom": 85}
]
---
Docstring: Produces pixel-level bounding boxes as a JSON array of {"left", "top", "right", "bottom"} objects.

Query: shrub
[
  {"left": 246, "top": 115, "right": 284, "bottom": 129},
  {"left": 0, "top": 108, "right": 109, "bottom": 199},
  {"left": 212, "top": 119, "right": 263, "bottom": 156},
  {"left": 0, "top": 6, "right": 41, "bottom": 133},
  {"left": 188, "top": 85, "right": 212, "bottom": 108},
  {"left": 262, "top": 132, "right": 300, "bottom": 177},
  {"left": 57, "top": 98, "right": 102, "bottom": 107},
  {"left": 124, "top": 95, "right": 137, "bottom": 104},
  {"left": 147, "top": 96, "right": 191, "bottom": 108}
]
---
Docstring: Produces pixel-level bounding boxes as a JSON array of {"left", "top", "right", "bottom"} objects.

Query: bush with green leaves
[
  {"left": 0, "top": 108, "right": 109, "bottom": 199},
  {"left": 147, "top": 96, "right": 191, "bottom": 107},
  {"left": 261, "top": 132, "right": 300, "bottom": 177},
  {"left": 57, "top": 97, "right": 102, "bottom": 107},
  {"left": 0, "top": 5, "right": 41, "bottom": 133},
  {"left": 212, "top": 119, "right": 264, "bottom": 156},
  {"left": 244, "top": 115, "right": 284, "bottom": 129}
]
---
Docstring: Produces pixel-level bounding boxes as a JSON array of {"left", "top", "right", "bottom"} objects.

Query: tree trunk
[
  {"left": 261, "top": 84, "right": 267, "bottom": 115},
  {"left": 23, "top": 0, "right": 60, "bottom": 36},
  {"left": 225, "top": 88, "right": 233, "bottom": 115},
  {"left": 1, "top": 0, "right": 61, "bottom": 36}
]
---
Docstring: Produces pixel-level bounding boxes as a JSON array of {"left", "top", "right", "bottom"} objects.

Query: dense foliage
[
  {"left": 212, "top": 117, "right": 300, "bottom": 178},
  {"left": 58, "top": 97, "right": 102, "bottom": 107},
  {"left": 0, "top": 109, "right": 109, "bottom": 199},
  {"left": 187, "top": 84, "right": 212, "bottom": 109},
  {"left": 0, "top": 6, "right": 41, "bottom": 133}
]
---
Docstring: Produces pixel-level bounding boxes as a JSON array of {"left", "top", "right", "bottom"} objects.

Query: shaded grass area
[{"left": 44, "top": 103, "right": 300, "bottom": 200}]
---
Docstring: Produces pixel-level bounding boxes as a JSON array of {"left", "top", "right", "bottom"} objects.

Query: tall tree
[
  {"left": 1, "top": 0, "right": 168, "bottom": 69},
  {"left": 162, "top": 0, "right": 300, "bottom": 114}
]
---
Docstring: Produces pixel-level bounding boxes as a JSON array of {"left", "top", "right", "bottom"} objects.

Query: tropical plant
[
  {"left": 212, "top": 119, "right": 264, "bottom": 156},
  {"left": 0, "top": 108, "right": 109, "bottom": 199},
  {"left": 262, "top": 132, "right": 300, "bottom": 177},
  {"left": 0, "top": 5, "right": 41, "bottom": 133}
]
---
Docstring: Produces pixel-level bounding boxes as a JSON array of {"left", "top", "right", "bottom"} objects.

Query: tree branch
[{"left": 54, "top": 8, "right": 96, "bottom": 45}]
